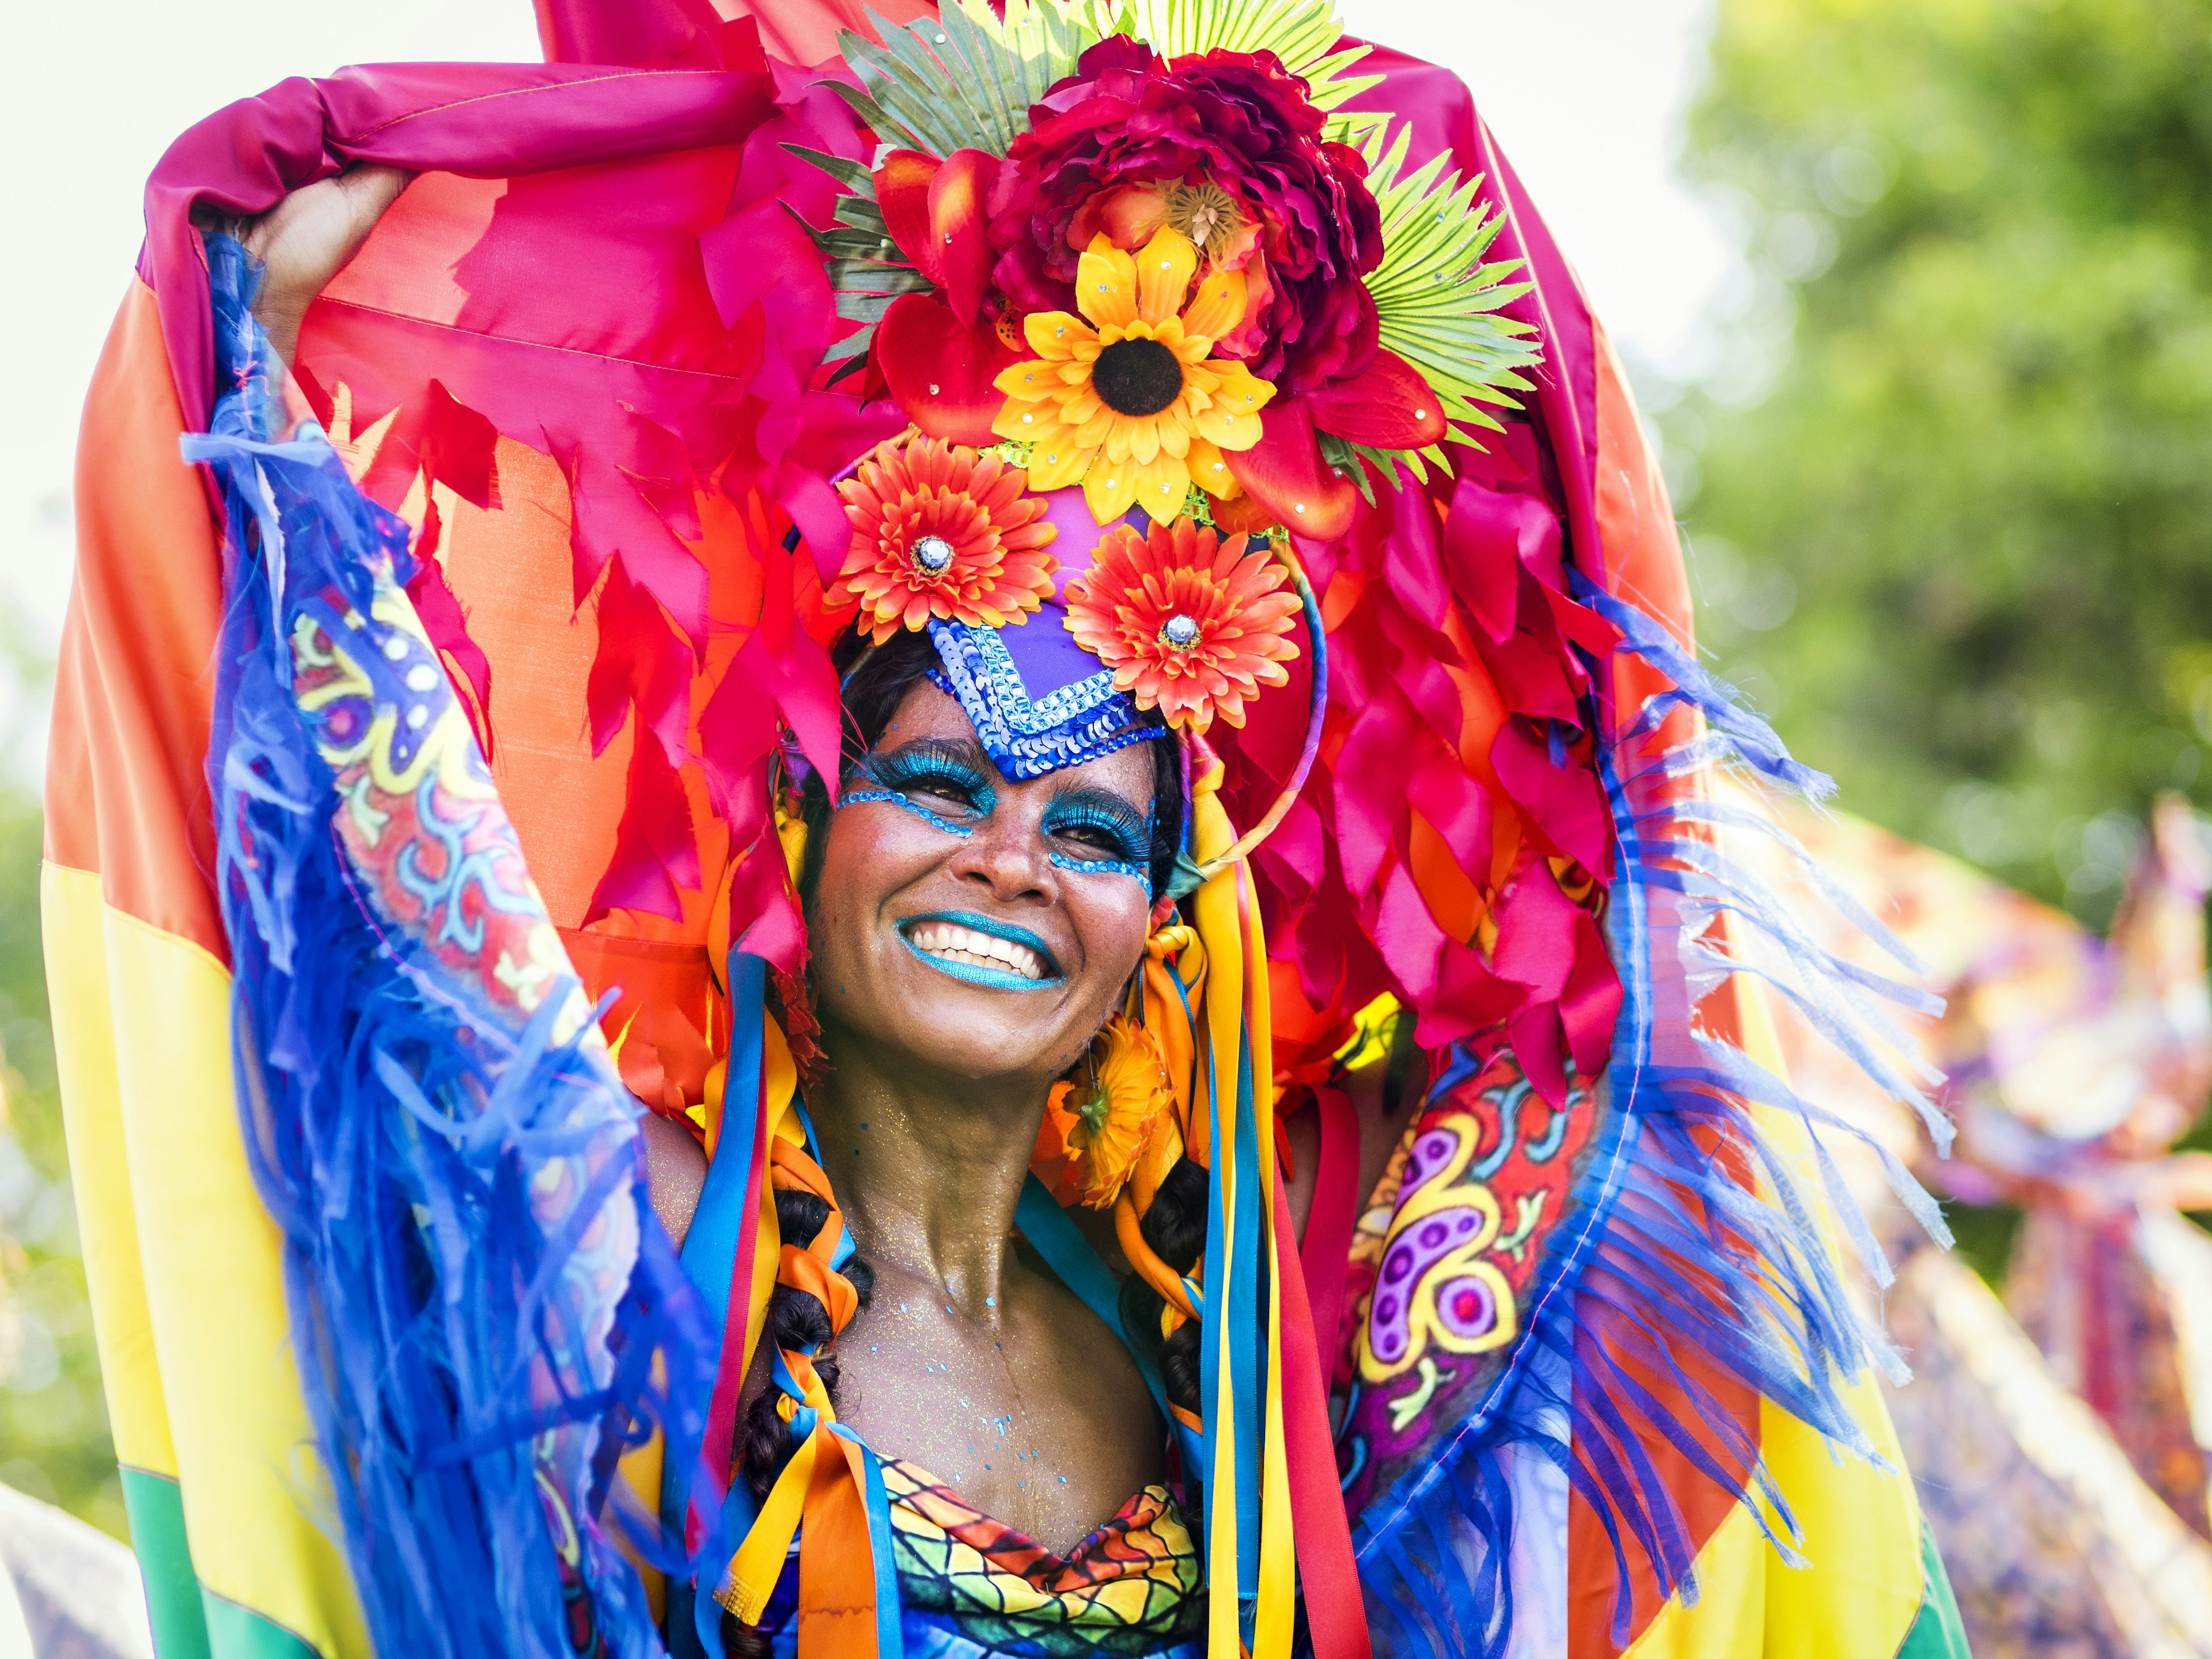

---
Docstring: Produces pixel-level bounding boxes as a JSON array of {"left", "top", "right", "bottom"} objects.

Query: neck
[{"left": 804, "top": 1036, "right": 1050, "bottom": 1316}]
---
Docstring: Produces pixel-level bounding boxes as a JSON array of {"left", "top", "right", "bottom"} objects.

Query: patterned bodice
[{"left": 756, "top": 1457, "right": 1205, "bottom": 1658}]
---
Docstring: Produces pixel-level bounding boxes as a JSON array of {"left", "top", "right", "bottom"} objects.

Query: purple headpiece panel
[{"left": 925, "top": 491, "right": 1169, "bottom": 782}]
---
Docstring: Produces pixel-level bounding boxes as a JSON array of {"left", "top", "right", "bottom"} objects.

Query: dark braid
[
  {"left": 722, "top": 1187, "right": 876, "bottom": 1656},
  {"left": 735, "top": 1190, "right": 877, "bottom": 1502},
  {"left": 1116, "top": 1158, "right": 1213, "bottom": 1413}
]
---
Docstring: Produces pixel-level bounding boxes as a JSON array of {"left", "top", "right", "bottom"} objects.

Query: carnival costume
[{"left": 44, "top": 0, "right": 1968, "bottom": 1656}]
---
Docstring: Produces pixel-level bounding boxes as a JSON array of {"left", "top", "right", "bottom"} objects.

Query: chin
[{"left": 876, "top": 935, "right": 1078, "bottom": 1082}]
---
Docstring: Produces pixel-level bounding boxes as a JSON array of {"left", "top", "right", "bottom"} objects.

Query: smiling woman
[
  {"left": 43, "top": 0, "right": 1969, "bottom": 1656},
  {"left": 631, "top": 473, "right": 1294, "bottom": 1656},
  {"left": 767, "top": 629, "right": 1180, "bottom": 1560}
]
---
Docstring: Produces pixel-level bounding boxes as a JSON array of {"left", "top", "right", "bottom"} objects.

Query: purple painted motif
[{"left": 1335, "top": 1048, "right": 1600, "bottom": 1516}]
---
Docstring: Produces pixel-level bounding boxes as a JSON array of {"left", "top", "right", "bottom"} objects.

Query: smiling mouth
[{"left": 900, "top": 916, "right": 1059, "bottom": 983}]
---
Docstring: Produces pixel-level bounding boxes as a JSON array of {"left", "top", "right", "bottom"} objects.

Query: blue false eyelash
[{"left": 1042, "top": 798, "right": 1154, "bottom": 893}]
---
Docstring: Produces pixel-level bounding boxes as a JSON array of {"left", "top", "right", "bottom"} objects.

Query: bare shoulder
[{"left": 637, "top": 1110, "right": 707, "bottom": 1248}]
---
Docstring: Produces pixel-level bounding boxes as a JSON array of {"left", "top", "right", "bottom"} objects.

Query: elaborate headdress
[
  {"left": 47, "top": 3, "right": 1963, "bottom": 1659},
  {"left": 662, "top": 14, "right": 1556, "bottom": 1639}
]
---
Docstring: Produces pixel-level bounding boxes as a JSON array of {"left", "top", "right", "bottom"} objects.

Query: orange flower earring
[{"left": 1031, "top": 1016, "right": 1177, "bottom": 1209}]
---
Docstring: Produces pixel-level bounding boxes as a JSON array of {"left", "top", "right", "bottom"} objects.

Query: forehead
[{"left": 877, "top": 679, "right": 1161, "bottom": 809}]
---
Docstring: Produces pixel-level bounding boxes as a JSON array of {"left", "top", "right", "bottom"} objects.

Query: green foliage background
[
  {"left": 1671, "top": 0, "right": 2212, "bottom": 925},
  {"left": 0, "top": 642, "right": 122, "bottom": 1539}
]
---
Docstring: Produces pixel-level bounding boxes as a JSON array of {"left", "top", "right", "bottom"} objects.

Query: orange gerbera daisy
[
  {"left": 1043, "top": 1017, "right": 1177, "bottom": 1209},
  {"left": 991, "top": 225, "right": 1275, "bottom": 524},
  {"left": 832, "top": 435, "right": 1059, "bottom": 643},
  {"left": 1063, "top": 517, "right": 1302, "bottom": 734}
]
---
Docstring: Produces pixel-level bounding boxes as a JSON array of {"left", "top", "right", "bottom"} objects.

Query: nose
[{"left": 946, "top": 804, "right": 1055, "bottom": 903}]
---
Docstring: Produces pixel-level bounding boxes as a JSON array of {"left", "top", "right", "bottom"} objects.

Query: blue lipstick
[{"left": 897, "top": 911, "right": 1064, "bottom": 992}]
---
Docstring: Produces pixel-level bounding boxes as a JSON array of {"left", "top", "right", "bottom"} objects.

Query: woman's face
[{"left": 808, "top": 680, "right": 1161, "bottom": 1090}]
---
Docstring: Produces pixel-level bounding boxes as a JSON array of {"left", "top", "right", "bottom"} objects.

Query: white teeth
[{"left": 906, "top": 922, "right": 1047, "bottom": 980}]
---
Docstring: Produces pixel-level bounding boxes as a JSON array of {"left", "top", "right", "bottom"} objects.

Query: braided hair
[{"left": 1115, "top": 1160, "right": 1211, "bottom": 1414}]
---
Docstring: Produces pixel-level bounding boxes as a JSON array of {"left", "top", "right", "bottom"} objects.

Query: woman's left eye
[
  {"left": 1052, "top": 823, "right": 1122, "bottom": 854},
  {"left": 1045, "top": 809, "right": 1148, "bottom": 865}
]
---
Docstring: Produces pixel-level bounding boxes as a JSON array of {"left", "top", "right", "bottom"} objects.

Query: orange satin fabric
[
  {"left": 47, "top": 280, "right": 228, "bottom": 960},
  {"left": 331, "top": 408, "right": 742, "bottom": 1118}
]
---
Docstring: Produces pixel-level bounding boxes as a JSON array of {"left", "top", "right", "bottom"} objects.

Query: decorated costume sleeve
[
  {"left": 41, "top": 41, "right": 844, "bottom": 1654},
  {"left": 44, "top": 277, "right": 374, "bottom": 1659}
]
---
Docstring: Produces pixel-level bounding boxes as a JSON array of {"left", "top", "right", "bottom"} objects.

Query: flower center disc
[
  {"left": 1160, "top": 613, "right": 1202, "bottom": 652},
  {"left": 1092, "top": 338, "right": 1185, "bottom": 418},
  {"left": 1075, "top": 1085, "right": 1113, "bottom": 1138},
  {"left": 910, "top": 533, "right": 956, "bottom": 574}
]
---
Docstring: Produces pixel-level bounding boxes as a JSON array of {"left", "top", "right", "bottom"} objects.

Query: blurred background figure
[{"left": 1755, "top": 790, "right": 2212, "bottom": 1658}]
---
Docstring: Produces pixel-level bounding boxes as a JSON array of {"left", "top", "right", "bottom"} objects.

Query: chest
[{"left": 831, "top": 1265, "right": 1166, "bottom": 1555}]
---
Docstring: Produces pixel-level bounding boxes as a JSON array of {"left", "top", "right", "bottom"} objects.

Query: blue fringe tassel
[
  {"left": 1348, "top": 570, "right": 1950, "bottom": 1656},
  {"left": 190, "top": 234, "right": 711, "bottom": 1659}
]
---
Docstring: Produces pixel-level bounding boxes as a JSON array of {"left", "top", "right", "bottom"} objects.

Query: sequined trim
[
  {"left": 1050, "top": 851, "right": 1153, "bottom": 895},
  {"left": 927, "top": 621, "right": 1169, "bottom": 783},
  {"left": 838, "top": 787, "right": 977, "bottom": 839}
]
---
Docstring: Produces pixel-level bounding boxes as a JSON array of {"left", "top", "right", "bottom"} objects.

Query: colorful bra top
[{"left": 755, "top": 1459, "right": 1205, "bottom": 1659}]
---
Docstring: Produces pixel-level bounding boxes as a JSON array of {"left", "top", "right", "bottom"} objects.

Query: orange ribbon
[{"left": 779, "top": 1243, "right": 859, "bottom": 1332}]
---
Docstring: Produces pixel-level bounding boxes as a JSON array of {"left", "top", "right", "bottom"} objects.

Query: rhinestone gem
[
  {"left": 1161, "top": 613, "right": 1201, "bottom": 650},
  {"left": 911, "top": 535, "right": 956, "bottom": 574}
]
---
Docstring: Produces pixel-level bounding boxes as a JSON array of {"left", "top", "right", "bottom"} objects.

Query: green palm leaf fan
[
  {"left": 1325, "top": 122, "right": 1543, "bottom": 490},
  {"left": 1113, "top": 0, "right": 1384, "bottom": 122},
  {"left": 790, "top": 0, "right": 1105, "bottom": 380}
]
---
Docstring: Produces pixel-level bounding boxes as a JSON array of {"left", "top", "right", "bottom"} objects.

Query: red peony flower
[
  {"left": 833, "top": 437, "right": 1059, "bottom": 643},
  {"left": 1063, "top": 517, "right": 1302, "bottom": 733},
  {"left": 987, "top": 40, "right": 1384, "bottom": 394}
]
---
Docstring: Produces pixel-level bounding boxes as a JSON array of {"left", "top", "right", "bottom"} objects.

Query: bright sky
[{"left": 0, "top": 0, "right": 1735, "bottom": 784}]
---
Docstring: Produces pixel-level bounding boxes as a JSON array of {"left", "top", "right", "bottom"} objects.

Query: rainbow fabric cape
[{"left": 43, "top": 0, "right": 1969, "bottom": 1655}]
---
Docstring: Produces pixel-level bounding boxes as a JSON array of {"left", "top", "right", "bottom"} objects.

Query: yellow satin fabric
[{"left": 43, "top": 862, "right": 371, "bottom": 1657}]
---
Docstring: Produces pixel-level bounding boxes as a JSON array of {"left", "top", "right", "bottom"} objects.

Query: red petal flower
[
  {"left": 832, "top": 436, "right": 1059, "bottom": 643},
  {"left": 877, "top": 293, "right": 1018, "bottom": 446},
  {"left": 1063, "top": 517, "right": 1302, "bottom": 733},
  {"left": 873, "top": 147, "right": 1000, "bottom": 326},
  {"left": 986, "top": 42, "right": 1383, "bottom": 392},
  {"left": 1222, "top": 398, "right": 1359, "bottom": 540},
  {"left": 1302, "top": 349, "right": 1448, "bottom": 449}
]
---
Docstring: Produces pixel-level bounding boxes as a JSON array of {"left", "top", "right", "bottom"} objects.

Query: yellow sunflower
[{"left": 992, "top": 225, "right": 1277, "bottom": 524}]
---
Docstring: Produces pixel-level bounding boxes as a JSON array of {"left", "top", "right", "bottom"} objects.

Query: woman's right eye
[
  {"left": 866, "top": 753, "right": 994, "bottom": 817},
  {"left": 906, "top": 770, "right": 979, "bottom": 808}
]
